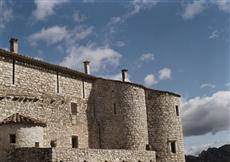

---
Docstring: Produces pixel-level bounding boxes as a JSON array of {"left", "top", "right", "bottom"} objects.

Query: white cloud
[
  {"left": 72, "top": 26, "right": 93, "bottom": 41},
  {"left": 209, "top": 30, "right": 219, "bottom": 39},
  {"left": 200, "top": 83, "right": 216, "bottom": 89},
  {"left": 28, "top": 26, "right": 68, "bottom": 45},
  {"left": 182, "top": 91, "right": 230, "bottom": 136},
  {"left": 130, "top": 0, "right": 159, "bottom": 16},
  {"left": 113, "top": 41, "right": 126, "bottom": 47},
  {"left": 216, "top": 0, "right": 230, "bottom": 13},
  {"left": 181, "top": 0, "right": 206, "bottom": 20},
  {"left": 33, "top": 0, "right": 68, "bottom": 20},
  {"left": 73, "top": 11, "right": 87, "bottom": 23},
  {"left": 60, "top": 45, "right": 122, "bottom": 73},
  {"left": 28, "top": 25, "right": 93, "bottom": 46},
  {"left": 185, "top": 141, "right": 229, "bottom": 155},
  {"left": 139, "top": 53, "right": 155, "bottom": 62},
  {"left": 226, "top": 82, "right": 230, "bottom": 87},
  {"left": 159, "top": 68, "right": 172, "bottom": 80},
  {"left": 144, "top": 74, "right": 158, "bottom": 87},
  {"left": 0, "top": 0, "right": 13, "bottom": 28},
  {"left": 102, "top": 72, "right": 131, "bottom": 82}
]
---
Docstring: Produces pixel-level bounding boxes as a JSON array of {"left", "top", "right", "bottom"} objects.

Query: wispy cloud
[
  {"left": 139, "top": 53, "right": 155, "bottom": 62},
  {"left": 200, "top": 83, "right": 216, "bottom": 89},
  {"left": 144, "top": 74, "right": 158, "bottom": 87},
  {"left": 28, "top": 25, "right": 94, "bottom": 46},
  {"left": 33, "top": 0, "right": 68, "bottom": 20},
  {"left": 181, "top": 0, "right": 207, "bottom": 20},
  {"left": 0, "top": 0, "right": 13, "bottom": 28},
  {"left": 73, "top": 11, "right": 87, "bottom": 23},
  {"left": 105, "top": 0, "right": 159, "bottom": 46},
  {"left": 182, "top": 91, "right": 230, "bottom": 136},
  {"left": 28, "top": 26, "right": 68, "bottom": 46},
  {"left": 209, "top": 30, "right": 219, "bottom": 39},
  {"left": 226, "top": 82, "right": 230, "bottom": 87},
  {"left": 159, "top": 68, "right": 172, "bottom": 80},
  {"left": 216, "top": 0, "right": 230, "bottom": 13}
]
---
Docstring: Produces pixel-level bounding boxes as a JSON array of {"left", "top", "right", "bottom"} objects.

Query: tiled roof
[
  {"left": 0, "top": 48, "right": 96, "bottom": 80},
  {"left": 0, "top": 113, "right": 46, "bottom": 127}
]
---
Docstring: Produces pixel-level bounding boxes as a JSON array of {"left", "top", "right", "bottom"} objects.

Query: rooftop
[{"left": 0, "top": 113, "right": 47, "bottom": 127}]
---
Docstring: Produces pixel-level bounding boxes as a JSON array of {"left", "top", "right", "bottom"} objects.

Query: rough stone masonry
[{"left": 0, "top": 38, "right": 185, "bottom": 162}]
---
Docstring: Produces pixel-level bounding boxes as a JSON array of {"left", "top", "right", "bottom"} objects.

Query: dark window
[
  {"left": 12, "top": 59, "right": 15, "bottom": 84},
  {"left": 71, "top": 103, "right": 78, "bottom": 115},
  {"left": 176, "top": 105, "right": 179, "bottom": 116},
  {"left": 113, "top": 103, "right": 117, "bottom": 114},
  {"left": 56, "top": 71, "right": 59, "bottom": 93},
  {"left": 35, "top": 142, "right": 39, "bottom": 147},
  {"left": 10, "top": 134, "right": 16, "bottom": 143},
  {"left": 72, "top": 136, "right": 78, "bottom": 148},
  {"left": 170, "top": 141, "right": 176, "bottom": 153}
]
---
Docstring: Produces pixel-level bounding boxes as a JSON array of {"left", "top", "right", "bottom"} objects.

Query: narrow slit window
[
  {"left": 10, "top": 134, "right": 16, "bottom": 144},
  {"left": 176, "top": 105, "right": 179, "bottom": 116},
  {"left": 113, "top": 103, "right": 117, "bottom": 114},
  {"left": 56, "top": 71, "right": 59, "bottom": 93},
  {"left": 12, "top": 59, "right": 15, "bottom": 84},
  {"left": 82, "top": 80, "right": 85, "bottom": 98},
  {"left": 71, "top": 103, "right": 78, "bottom": 115},
  {"left": 170, "top": 141, "right": 176, "bottom": 153},
  {"left": 72, "top": 136, "right": 78, "bottom": 148}
]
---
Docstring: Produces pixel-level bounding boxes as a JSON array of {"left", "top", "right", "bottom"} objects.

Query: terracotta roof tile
[{"left": 0, "top": 113, "right": 46, "bottom": 127}]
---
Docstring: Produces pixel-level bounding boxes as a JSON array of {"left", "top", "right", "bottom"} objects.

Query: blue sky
[{"left": 0, "top": 0, "right": 230, "bottom": 155}]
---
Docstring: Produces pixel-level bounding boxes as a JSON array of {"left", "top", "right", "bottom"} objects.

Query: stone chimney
[
  {"left": 9, "top": 38, "right": 18, "bottom": 53},
  {"left": 121, "top": 69, "right": 128, "bottom": 82},
  {"left": 83, "top": 61, "right": 90, "bottom": 75}
]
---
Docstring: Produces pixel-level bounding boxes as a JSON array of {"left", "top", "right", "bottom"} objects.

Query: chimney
[
  {"left": 83, "top": 61, "right": 90, "bottom": 74},
  {"left": 121, "top": 69, "right": 128, "bottom": 82},
  {"left": 9, "top": 38, "right": 18, "bottom": 53}
]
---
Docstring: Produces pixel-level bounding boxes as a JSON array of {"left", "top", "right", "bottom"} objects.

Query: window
[
  {"left": 113, "top": 103, "right": 117, "bottom": 114},
  {"left": 71, "top": 103, "right": 78, "bottom": 115},
  {"left": 35, "top": 142, "right": 39, "bottom": 147},
  {"left": 170, "top": 141, "right": 176, "bottom": 153},
  {"left": 72, "top": 136, "right": 78, "bottom": 148},
  {"left": 176, "top": 105, "right": 179, "bottom": 116},
  {"left": 10, "top": 134, "right": 16, "bottom": 144}
]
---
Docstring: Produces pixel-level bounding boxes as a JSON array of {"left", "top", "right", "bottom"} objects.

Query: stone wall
[
  {"left": 8, "top": 148, "right": 156, "bottom": 162},
  {"left": 146, "top": 90, "right": 185, "bottom": 162},
  {"left": 0, "top": 125, "right": 44, "bottom": 162},
  {"left": 92, "top": 79, "right": 149, "bottom": 150},
  {"left": 0, "top": 56, "right": 93, "bottom": 151}
]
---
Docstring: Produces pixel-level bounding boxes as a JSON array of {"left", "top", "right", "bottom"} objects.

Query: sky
[{"left": 0, "top": 0, "right": 230, "bottom": 156}]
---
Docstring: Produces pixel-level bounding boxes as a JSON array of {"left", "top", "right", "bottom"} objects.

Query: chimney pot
[
  {"left": 9, "top": 38, "right": 18, "bottom": 53},
  {"left": 121, "top": 69, "right": 128, "bottom": 82},
  {"left": 83, "top": 61, "right": 90, "bottom": 74}
]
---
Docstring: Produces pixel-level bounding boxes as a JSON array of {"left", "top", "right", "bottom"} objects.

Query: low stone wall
[
  {"left": 7, "top": 148, "right": 52, "bottom": 162},
  {"left": 8, "top": 148, "right": 156, "bottom": 162}
]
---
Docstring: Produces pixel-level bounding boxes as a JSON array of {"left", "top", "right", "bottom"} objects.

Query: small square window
[
  {"left": 170, "top": 141, "right": 176, "bottom": 153},
  {"left": 72, "top": 136, "right": 78, "bottom": 148},
  {"left": 71, "top": 103, "right": 78, "bottom": 115},
  {"left": 176, "top": 105, "right": 179, "bottom": 116},
  {"left": 10, "top": 134, "right": 16, "bottom": 144}
]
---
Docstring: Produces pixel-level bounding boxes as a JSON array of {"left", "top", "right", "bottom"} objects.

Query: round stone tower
[
  {"left": 93, "top": 79, "right": 148, "bottom": 150},
  {"left": 117, "top": 82, "right": 149, "bottom": 150},
  {"left": 146, "top": 89, "right": 185, "bottom": 162}
]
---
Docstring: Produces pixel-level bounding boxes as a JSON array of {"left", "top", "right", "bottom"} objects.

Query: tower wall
[
  {"left": 146, "top": 89, "right": 185, "bottom": 162},
  {"left": 93, "top": 79, "right": 148, "bottom": 150}
]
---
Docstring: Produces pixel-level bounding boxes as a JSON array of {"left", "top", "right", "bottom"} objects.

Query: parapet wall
[{"left": 8, "top": 148, "right": 156, "bottom": 162}]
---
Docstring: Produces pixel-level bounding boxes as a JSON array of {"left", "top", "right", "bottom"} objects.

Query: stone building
[{"left": 0, "top": 38, "right": 185, "bottom": 162}]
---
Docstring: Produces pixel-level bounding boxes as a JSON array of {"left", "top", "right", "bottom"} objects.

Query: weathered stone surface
[{"left": 0, "top": 50, "right": 185, "bottom": 162}]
